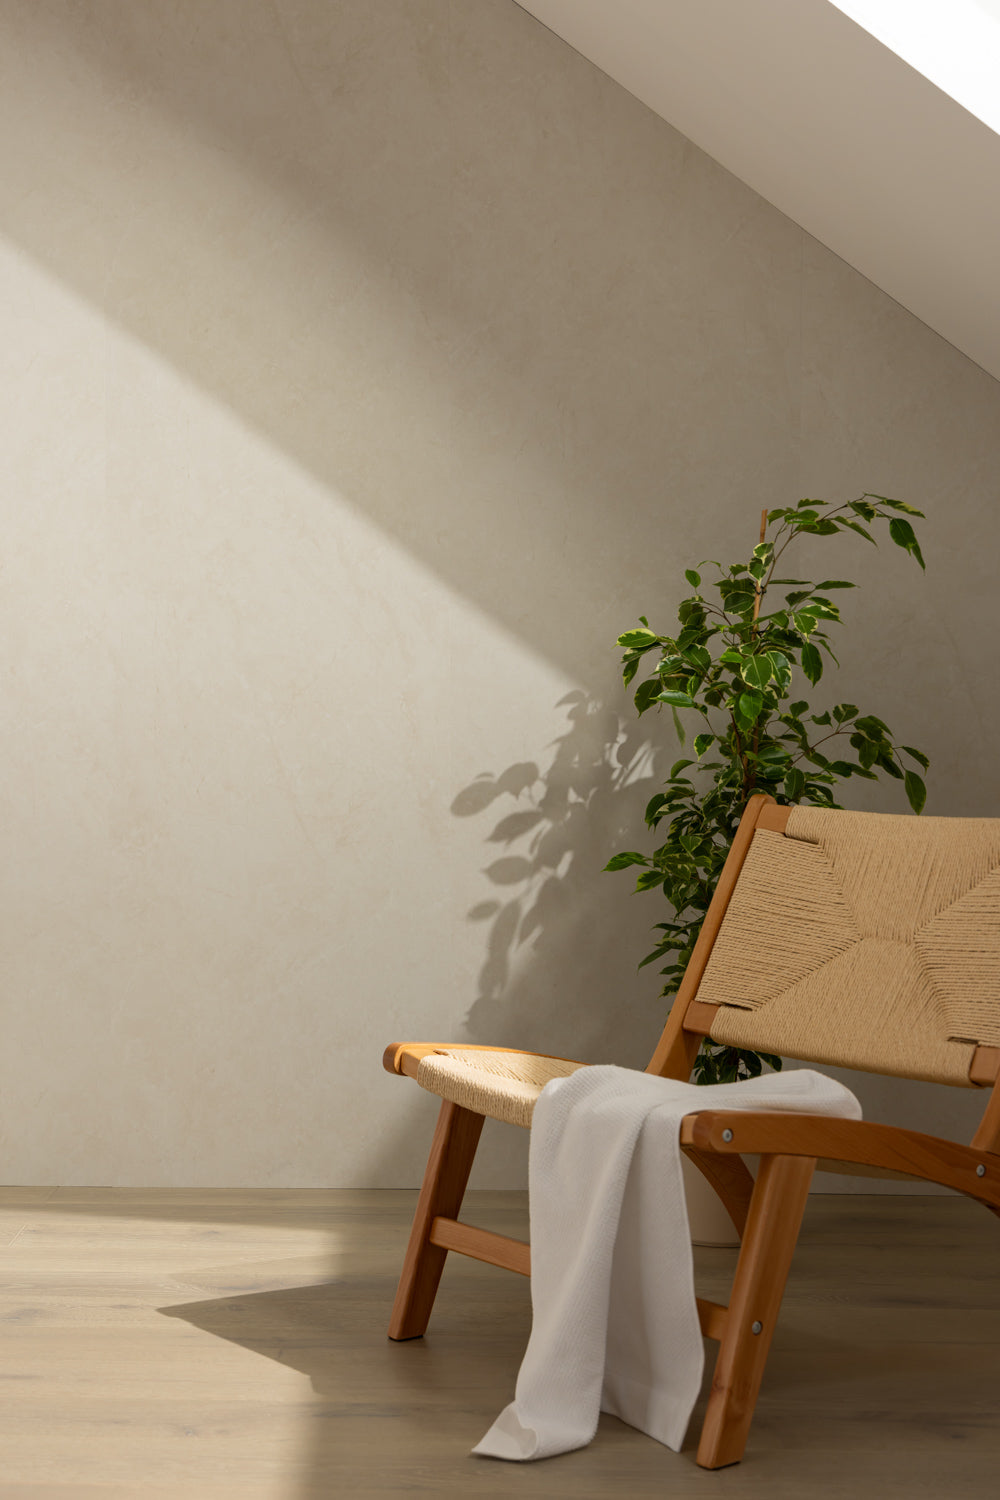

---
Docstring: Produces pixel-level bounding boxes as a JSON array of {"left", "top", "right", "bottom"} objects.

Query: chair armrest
[{"left": 680, "top": 1110, "right": 1000, "bottom": 1206}]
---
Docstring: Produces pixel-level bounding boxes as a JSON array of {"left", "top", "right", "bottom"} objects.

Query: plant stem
[
  {"left": 746, "top": 508, "right": 770, "bottom": 796},
  {"left": 751, "top": 508, "right": 768, "bottom": 630}
]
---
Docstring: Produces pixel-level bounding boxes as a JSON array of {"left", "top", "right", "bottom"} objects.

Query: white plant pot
[{"left": 681, "top": 1152, "right": 742, "bottom": 1247}]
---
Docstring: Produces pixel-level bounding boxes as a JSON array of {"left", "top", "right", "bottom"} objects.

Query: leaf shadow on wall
[{"left": 451, "top": 690, "right": 670, "bottom": 1067}]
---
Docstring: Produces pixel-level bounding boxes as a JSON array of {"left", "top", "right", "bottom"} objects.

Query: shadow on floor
[{"left": 155, "top": 1193, "right": 1000, "bottom": 1498}]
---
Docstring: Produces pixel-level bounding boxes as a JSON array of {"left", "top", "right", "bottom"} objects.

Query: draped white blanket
[{"left": 474, "top": 1065, "right": 862, "bottom": 1461}]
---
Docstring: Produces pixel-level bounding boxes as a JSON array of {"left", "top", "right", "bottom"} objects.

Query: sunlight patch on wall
[{"left": 0, "top": 230, "right": 575, "bottom": 1186}]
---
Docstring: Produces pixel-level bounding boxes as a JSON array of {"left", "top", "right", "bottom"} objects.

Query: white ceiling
[
  {"left": 831, "top": 0, "right": 1000, "bottom": 135},
  {"left": 516, "top": 0, "right": 1000, "bottom": 382}
]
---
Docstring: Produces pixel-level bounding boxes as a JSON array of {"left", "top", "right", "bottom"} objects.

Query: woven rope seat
[{"left": 415, "top": 1048, "right": 586, "bottom": 1129}]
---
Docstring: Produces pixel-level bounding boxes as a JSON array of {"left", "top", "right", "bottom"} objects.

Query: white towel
[{"left": 474, "top": 1064, "right": 861, "bottom": 1461}]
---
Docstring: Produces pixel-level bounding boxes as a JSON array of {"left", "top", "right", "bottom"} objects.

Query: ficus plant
[{"left": 606, "top": 495, "right": 929, "bottom": 1086}]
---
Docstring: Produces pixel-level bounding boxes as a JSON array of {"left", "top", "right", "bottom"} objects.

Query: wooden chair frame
[{"left": 383, "top": 794, "right": 1000, "bottom": 1468}]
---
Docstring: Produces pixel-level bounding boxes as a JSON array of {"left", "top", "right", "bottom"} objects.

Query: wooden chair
[{"left": 382, "top": 794, "right": 1000, "bottom": 1468}]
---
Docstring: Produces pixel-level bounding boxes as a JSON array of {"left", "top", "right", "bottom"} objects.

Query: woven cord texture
[
  {"left": 416, "top": 1049, "right": 586, "bottom": 1128},
  {"left": 701, "top": 808, "right": 1000, "bottom": 1086}
]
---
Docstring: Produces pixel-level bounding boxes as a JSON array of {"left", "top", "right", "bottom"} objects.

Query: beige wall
[{"left": 0, "top": 0, "right": 997, "bottom": 1188}]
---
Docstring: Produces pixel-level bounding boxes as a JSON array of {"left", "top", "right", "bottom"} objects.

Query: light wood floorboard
[{"left": 0, "top": 1188, "right": 996, "bottom": 1498}]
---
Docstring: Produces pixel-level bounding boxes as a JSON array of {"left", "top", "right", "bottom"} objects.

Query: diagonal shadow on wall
[{"left": 0, "top": 0, "right": 798, "bottom": 684}]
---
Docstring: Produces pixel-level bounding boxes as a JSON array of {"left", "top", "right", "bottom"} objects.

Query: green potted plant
[{"left": 607, "top": 495, "right": 929, "bottom": 1086}]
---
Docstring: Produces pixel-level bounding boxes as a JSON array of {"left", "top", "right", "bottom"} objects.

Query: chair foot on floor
[
  {"left": 696, "top": 1152, "right": 815, "bottom": 1469},
  {"left": 388, "top": 1099, "right": 485, "bottom": 1341}
]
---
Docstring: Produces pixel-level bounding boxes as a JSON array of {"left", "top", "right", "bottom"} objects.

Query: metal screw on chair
[
  {"left": 976, "top": 1164, "right": 986, "bottom": 1177},
  {"left": 722, "top": 1128, "right": 734, "bottom": 1142},
  {"left": 751, "top": 1321, "right": 763, "bottom": 1335}
]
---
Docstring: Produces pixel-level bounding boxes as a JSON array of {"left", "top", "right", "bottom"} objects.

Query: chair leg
[
  {"left": 696, "top": 1152, "right": 816, "bottom": 1469},
  {"left": 388, "top": 1098, "right": 486, "bottom": 1340}
]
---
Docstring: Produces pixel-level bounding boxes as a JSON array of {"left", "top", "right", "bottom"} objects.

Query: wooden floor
[{"left": 0, "top": 1188, "right": 997, "bottom": 1499}]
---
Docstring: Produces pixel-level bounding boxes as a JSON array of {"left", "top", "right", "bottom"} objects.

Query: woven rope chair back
[{"left": 698, "top": 806, "right": 1000, "bottom": 1086}]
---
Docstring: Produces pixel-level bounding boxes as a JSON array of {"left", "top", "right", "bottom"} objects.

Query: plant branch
[{"left": 610, "top": 493, "right": 929, "bottom": 1084}]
